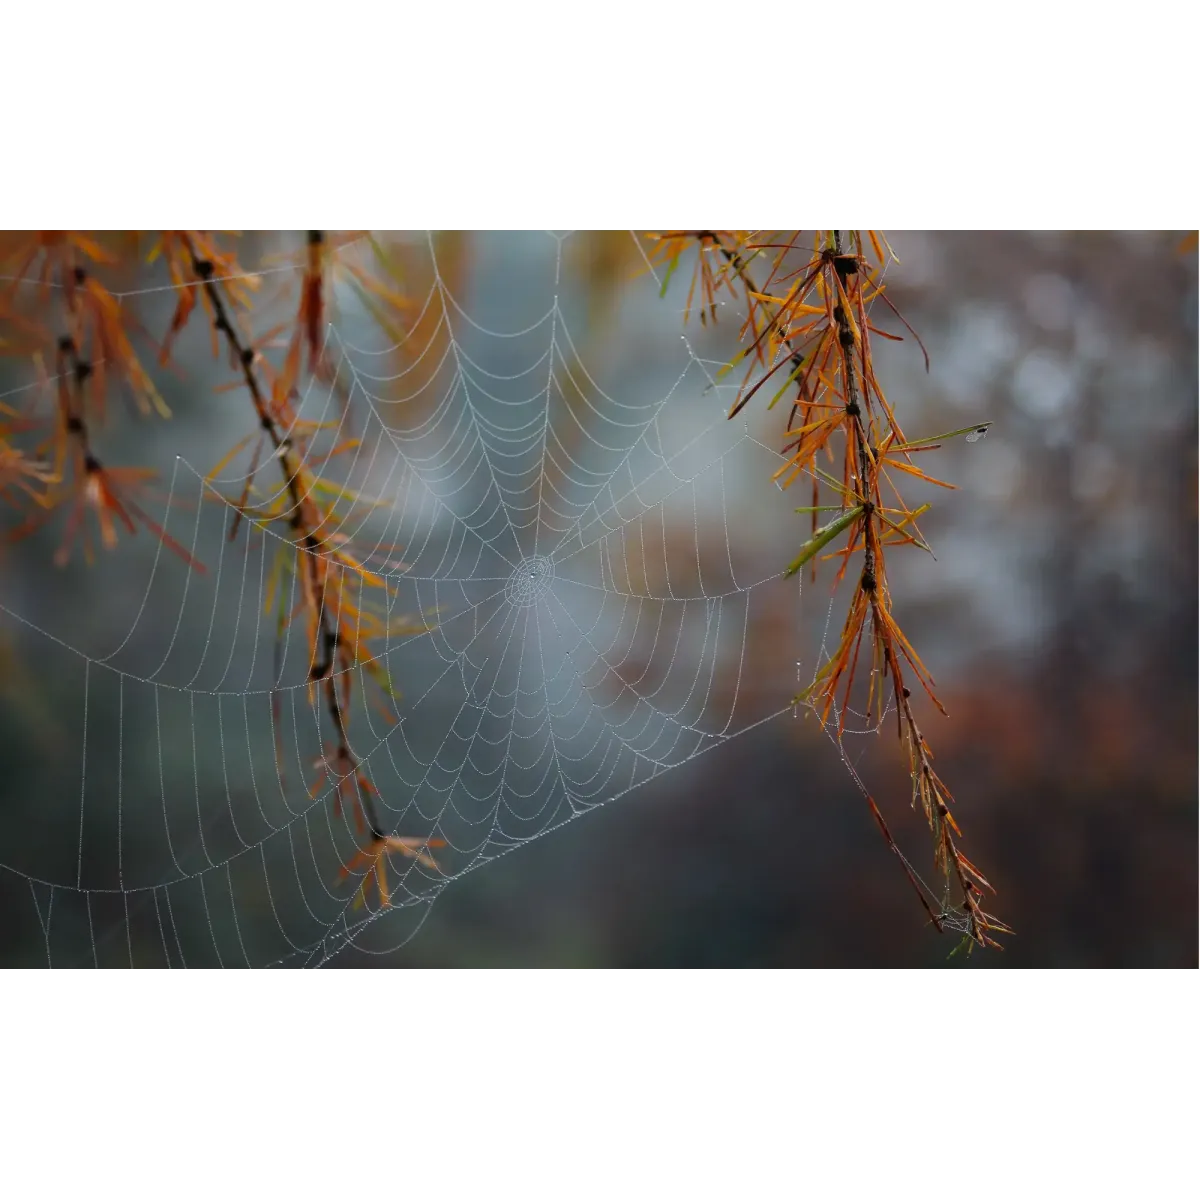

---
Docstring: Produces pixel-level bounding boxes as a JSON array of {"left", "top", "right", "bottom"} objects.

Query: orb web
[{"left": 0, "top": 231, "right": 857, "bottom": 967}]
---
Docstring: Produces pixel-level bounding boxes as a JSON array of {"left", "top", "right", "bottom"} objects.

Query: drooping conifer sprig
[
  {"left": 0, "top": 231, "right": 442, "bottom": 911},
  {"left": 0, "top": 234, "right": 201, "bottom": 568},
  {"left": 648, "top": 230, "right": 1009, "bottom": 948},
  {"left": 160, "top": 231, "right": 442, "bottom": 908}
]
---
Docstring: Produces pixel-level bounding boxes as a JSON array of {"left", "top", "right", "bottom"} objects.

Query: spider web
[{"left": 0, "top": 231, "right": 949, "bottom": 967}]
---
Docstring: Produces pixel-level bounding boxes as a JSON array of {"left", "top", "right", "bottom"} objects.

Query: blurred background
[{"left": 0, "top": 230, "right": 1195, "bottom": 967}]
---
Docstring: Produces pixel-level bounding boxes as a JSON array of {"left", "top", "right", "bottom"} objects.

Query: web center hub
[{"left": 506, "top": 555, "right": 555, "bottom": 607}]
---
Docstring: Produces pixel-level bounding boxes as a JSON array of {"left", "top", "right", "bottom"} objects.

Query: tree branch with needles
[{"left": 648, "top": 229, "right": 1010, "bottom": 948}]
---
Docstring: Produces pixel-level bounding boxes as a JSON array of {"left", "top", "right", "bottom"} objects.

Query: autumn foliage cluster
[
  {"left": 0, "top": 231, "right": 442, "bottom": 910},
  {"left": 0, "top": 230, "right": 1007, "bottom": 945},
  {"left": 646, "top": 231, "right": 1009, "bottom": 946}
]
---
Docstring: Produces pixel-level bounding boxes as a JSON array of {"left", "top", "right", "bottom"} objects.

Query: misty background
[{"left": 0, "top": 230, "right": 1195, "bottom": 967}]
